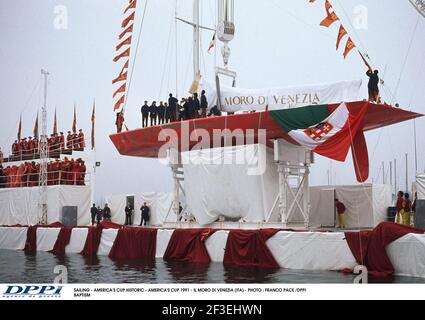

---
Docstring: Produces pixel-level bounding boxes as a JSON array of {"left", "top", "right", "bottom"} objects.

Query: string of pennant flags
[
  {"left": 310, "top": 0, "right": 371, "bottom": 67},
  {"left": 112, "top": 0, "right": 138, "bottom": 112}
]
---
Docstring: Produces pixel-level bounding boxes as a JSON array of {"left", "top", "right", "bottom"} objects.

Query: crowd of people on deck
[
  {"left": 140, "top": 90, "right": 221, "bottom": 128},
  {"left": 10, "top": 129, "right": 86, "bottom": 159},
  {"left": 90, "top": 203, "right": 112, "bottom": 225},
  {"left": 395, "top": 191, "right": 416, "bottom": 226},
  {"left": 0, "top": 157, "right": 86, "bottom": 188}
]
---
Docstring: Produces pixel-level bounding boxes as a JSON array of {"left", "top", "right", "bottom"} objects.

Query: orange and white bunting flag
[
  {"left": 119, "top": 24, "right": 134, "bottom": 40},
  {"left": 114, "top": 95, "right": 125, "bottom": 111},
  {"left": 124, "top": 0, "right": 137, "bottom": 14},
  {"left": 336, "top": 25, "right": 347, "bottom": 50},
  {"left": 113, "top": 48, "right": 130, "bottom": 62},
  {"left": 121, "top": 12, "right": 135, "bottom": 28},
  {"left": 343, "top": 37, "right": 355, "bottom": 59},
  {"left": 116, "top": 35, "right": 132, "bottom": 51},
  {"left": 320, "top": 0, "right": 339, "bottom": 27},
  {"left": 112, "top": 71, "right": 128, "bottom": 84},
  {"left": 113, "top": 83, "right": 126, "bottom": 98}
]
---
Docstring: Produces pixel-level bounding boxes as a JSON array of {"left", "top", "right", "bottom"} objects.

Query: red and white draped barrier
[{"left": 0, "top": 222, "right": 424, "bottom": 278}]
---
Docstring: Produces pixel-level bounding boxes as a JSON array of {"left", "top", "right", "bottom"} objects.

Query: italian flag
[{"left": 269, "top": 102, "right": 369, "bottom": 181}]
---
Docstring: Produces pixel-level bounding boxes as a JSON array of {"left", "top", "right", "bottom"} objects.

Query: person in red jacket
[
  {"left": 334, "top": 198, "right": 346, "bottom": 228},
  {"left": 395, "top": 191, "right": 404, "bottom": 224},
  {"left": 78, "top": 129, "right": 85, "bottom": 150},
  {"left": 402, "top": 193, "right": 412, "bottom": 226}
]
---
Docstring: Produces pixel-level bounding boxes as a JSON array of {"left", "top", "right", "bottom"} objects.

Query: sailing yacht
[{"left": 110, "top": 0, "right": 422, "bottom": 226}]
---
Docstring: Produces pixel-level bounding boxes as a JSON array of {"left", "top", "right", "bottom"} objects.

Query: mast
[
  {"left": 39, "top": 69, "right": 49, "bottom": 225},
  {"left": 193, "top": 0, "right": 200, "bottom": 79}
]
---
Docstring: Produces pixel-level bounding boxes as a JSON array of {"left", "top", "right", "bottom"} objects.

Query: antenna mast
[{"left": 39, "top": 69, "right": 49, "bottom": 225}]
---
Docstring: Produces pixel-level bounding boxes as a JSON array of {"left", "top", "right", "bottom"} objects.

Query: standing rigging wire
[
  {"left": 122, "top": 0, "right": 149, "bottom": 116},
  {"left": 175, "top": 0, "right": 179, "bottom": 99},
  {"left": 394, "top": 14, "right": 420, "bottom": 98},
  {"left": 158, "top": 5, "right": 176, "bottom": 100}
]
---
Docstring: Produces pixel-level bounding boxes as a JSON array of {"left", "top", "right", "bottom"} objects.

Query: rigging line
[
  {"left": 123, "top": 0, "right": 149, "bottom": 115},
  {"left": 267, "top": 0, "right": 336, "bottom": 42},
  {"left": 334, "top": 0, "right": 367, "bottom": 52},
  {"left": 175, "top": 0, "right": 179, "bottom": 98},
  {"left": 394, "top": 14, "right": 420, "bottom": 98},
  {"left": 182, "top": 45, "right": 194, "bottom": 96},
  {"left": 158, "top": 4, "right": 175, "bottom": 100}
]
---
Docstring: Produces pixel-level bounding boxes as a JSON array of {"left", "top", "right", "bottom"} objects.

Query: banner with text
[{"left": 201, "top": 79, "right": 362, "bottom": 113}]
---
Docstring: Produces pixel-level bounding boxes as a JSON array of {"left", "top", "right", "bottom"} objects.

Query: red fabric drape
[
  {"left": 223, "top": 229, "right": 280, "bottom": 268},
  {"left": 109, "top": 227, "right": 157, "bottom": 260},
  {"left": 24, "top": 225, "right": 37, "bottom": 255},
  {"left": 50, "top": 227, "right": 73, "bottom": 255},
  {"left": 80, "top": 221, "right": 122, "bottom": 257},
  {"left": 345, "top": 222, "right": 424, "bottom": 277},
  {"left": 163, "top": 229, "right": 217, "bottom": 264},
  {"left": 80, "top": 226, "right": 102, "bottom": 257}
]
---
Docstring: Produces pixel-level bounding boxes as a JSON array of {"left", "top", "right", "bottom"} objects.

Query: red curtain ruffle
[
  {"left": 163, "top": 229, "right": 217, "bottom": 263},
  {"left": 345, "top": 222, "right": 424, "bottom": 277},
  {"left": 109, "top": 227, "right": 157, "bottom": 260},
  {"left": 24, "top": 225, "right": 37, "bottom": 255},
  {"left": 50, "top": 227, "right": 73, "bottom": 255},
  {"left": 223, "top": 229, "right": 280, "bottom": 268}
]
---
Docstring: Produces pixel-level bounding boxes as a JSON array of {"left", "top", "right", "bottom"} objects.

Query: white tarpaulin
[
  {"left": 104, "top": 192, "right": 176, "bottom": 226},
  {"left": 416, "top": 174, "right": 425, "bottom": 200},
  {"left": 0, "top": 227, "right": 27, "bottom": 250},
  {"left": 267, "top": 231, "right": 358, "bottom": 270},
  {"left": 182, "top": 145, "right": 279, "bottom": 225},
  {"left": 288, "top": 184, "right": 391, "bottom": 228},
  {"left": 201, "top": 79, "right": 362, "bottom": 113},
  {"left": 0, "top": 186, "right": 91, "bottom": 226}
]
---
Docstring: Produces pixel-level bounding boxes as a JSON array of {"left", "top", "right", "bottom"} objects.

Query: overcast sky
[{"left": 1, "top": 0, "right": 424, "bottom": 201}]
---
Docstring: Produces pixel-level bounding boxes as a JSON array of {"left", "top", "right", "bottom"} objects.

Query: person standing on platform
[
  {"left": 115, "top": 111, "right": 124, "bottom": 133},
  {"left": 164, "top": 102, "right": 170, "bottom": 124},
  {"left": 0, "top": 147, "right": 3, "bottom": 165},
  {"left": 193, "top": 92, "right": 200, "bottom": 118},
  {"left": 168, "top": 93, "right": 178, "bottom": 122},
  {"left": 96, "top": 205, "right": 103, "bottom": 225},
  {"left": 141, "top": 100, "right": 150, "bottom": 127},
  {"left": 90, "top": 204, "right": 97, "bottom": 226},
  {"left": 412, "top": 192, "right": 417, "bottom": 227},
  {"left": 395, "top": 191, "right": 404, "bottom": 224},
  {"left": 59, "top": 132, "right": 65, "bottom": 151},
  {"left": 0, "top": 165, "right": 6, "bottom": 189},
  {"left": 124, "top": 204, "right": 133, "bottom": 226},
  {"left": 334, "top": 198, "right": 346, "bottom": 228},
  {"left": 140, "top": 202, "right": 150, "bottom": 226},
  {"left": 158, "top": 101, "right": 166, "bottom": 125},
  {"left": 78, "top": 129, "right": 85, "bottom": 150},
  {"left": 200, "top": 90, "right": 208, "bottom": 118},
  {"left": 366, "top": 69, "right": 380, "bottom": 103},
  {"left": 402, "top": 193, "right": 412, "bottom": 226},
  {"left": 66, "top": 131, "right": 73, "bottom": 150},
  {"left": 150, "top": 101, "right": 157, "bottom": 126},
  {"left": 103, "top": 204, "right": 111, "bottom": 221}
]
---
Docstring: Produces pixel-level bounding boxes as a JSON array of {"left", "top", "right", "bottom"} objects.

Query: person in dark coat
[
  {"left": 103, "top": 203, "right": 111, "bottom": 221},
  {"left": 207, "top": 105, "right": 222, "bottom": 117},
  {"left": 200, "top": 90, "right": 208, "bottom": 117},
  {"left": 96, "top": 205, "right": 103, "bottom": 225},
  {"left": 193, "top": 92, "right": 200, "bottom": 118},
  {"left": 140, "top": 202, "right": 150, "bottom": 226},
  {"left": 158, "top": 101, "right": 166, "bottom": 125},
  {"left": 366, "top": 69, "right": 380, "bottom": 103},
  {"left": 141, "top": 100, "right": 150, "bottom": 127},
  {"left": 124, "top": 204, "right": 133, "bottom": 226},
  {"left": 150, "top": 101, "right": 157, "bottom": 126},
  {"left": 90, "top": 204, "right": 97, "bottom": 226},
  {"left": 334, "top": 198, "right": 346, "bottom": 228},
  {"left": 168, "top": 93, "right": 178, "bottom": 122}
]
